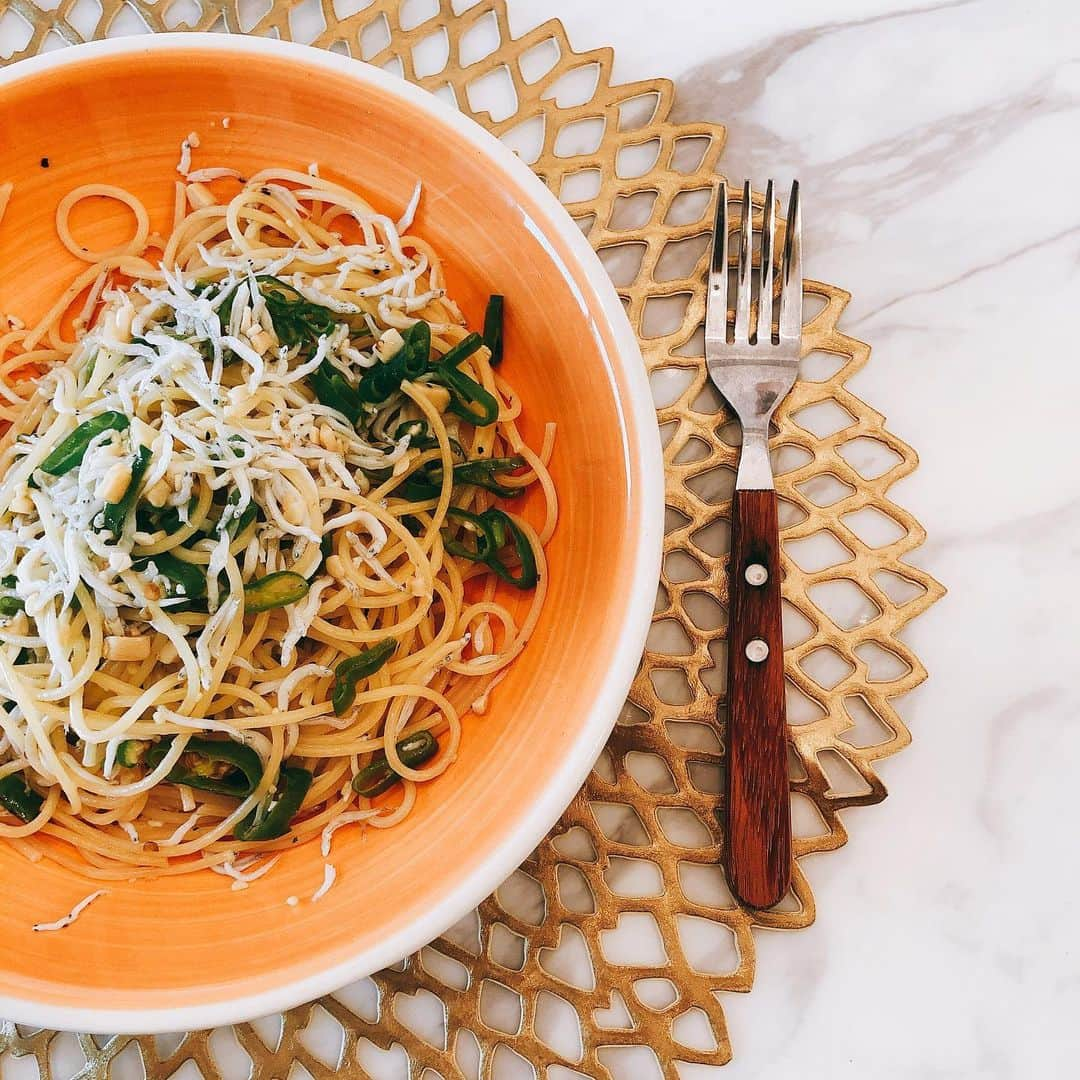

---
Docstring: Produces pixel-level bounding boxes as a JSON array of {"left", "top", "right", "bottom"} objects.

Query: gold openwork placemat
[{"left": 0, "top": 1, "right": 943, "bottom": 1074}]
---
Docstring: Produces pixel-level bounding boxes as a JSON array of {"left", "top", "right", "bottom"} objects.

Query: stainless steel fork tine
[
  {"left": 758, "top": 179, "right": 776, "bottom": 345},
  {"left": 705, "top": 181, "right": 729, "bottom": 347},
  {"left": 733, "top": 180, "right": 753, "bottom": 344},
  {"left": 778, "top": 180, "right": 802, "bottom": 345},
  {"left": 705, "top": 177, "right": 802, "bottom": 910}
]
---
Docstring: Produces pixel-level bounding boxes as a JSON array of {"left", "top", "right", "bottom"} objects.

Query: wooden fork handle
[{"left": 723, "top": 488, "right": 792, "bottom": 909}]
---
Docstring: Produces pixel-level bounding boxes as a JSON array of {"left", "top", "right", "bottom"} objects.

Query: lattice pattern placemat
[{"left": 0, "top": 1, "right": 943, "bottom": 1075}]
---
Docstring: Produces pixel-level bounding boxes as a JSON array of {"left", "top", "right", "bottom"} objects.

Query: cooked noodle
[{"left": 0, "top": 164, "right": 555, "bottom": 883}]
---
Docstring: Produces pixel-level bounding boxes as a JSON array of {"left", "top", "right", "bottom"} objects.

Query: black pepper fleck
[{"left": 40, "top": 157, "right": 50, "bottom": 169}]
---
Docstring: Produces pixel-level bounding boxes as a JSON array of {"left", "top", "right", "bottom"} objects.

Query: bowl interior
[{"left": 0, "top": 40, "right": 655, "bottom": 1026}]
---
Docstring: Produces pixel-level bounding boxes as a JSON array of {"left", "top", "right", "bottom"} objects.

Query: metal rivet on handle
[
  {"left": 744, "top": 563, "right": 768, "bottom": 586},
  {"left": 745, "top": 638, "right": 769, "bottom": 663}
]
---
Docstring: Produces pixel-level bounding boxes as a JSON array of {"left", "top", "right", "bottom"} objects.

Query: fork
[{"left": 705, "top": 179, "right": 801, "bottom": 909}]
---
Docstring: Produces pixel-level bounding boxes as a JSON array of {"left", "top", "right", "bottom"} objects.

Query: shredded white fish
[
  {"left": 0, "top": 165, "right": 552, "bottom": 900},
  {"left": 440, "top": 634, "right": 471, "bottom": 667},
  {"left": 472, "top": 616, "right": 490, "bottom": 656},
  {"left": 163, "top": 810, "right": 201, "bottom": 846},
  {"left": 185, "top": 167, "right": 243, "bottom": 183},
  {"left": 397, "top": 181, "right": 422, "bottom": 233},
  {"left": 286, "top": 895, "right": 299, "bottom": 907},
  {"left": 33, "top": 889, "right": 107, "bottom": 932},
  {"left": 212, "top": 854, "right": 281, "bottom": 891},
  {"left": 268, "top": 661, "right": 333, "bottom": 713},
  {"left": 320, "top": 809, "right": 381, "bottom": 857},
  {"left": 176, "top": 132, "right": 200, "bottom": 177},
  {"left": 153, "top": 707, "right": 247, "bottom": 740},
  {"left": 311, "top": 862, "right": 336, "bottom": 902},
  {"left": 471, "top": 669, "right": 509, "bottom": 715}
]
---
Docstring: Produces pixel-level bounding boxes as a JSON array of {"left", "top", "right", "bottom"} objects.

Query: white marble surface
[
  {"left": 504, "top": 0, "right": 1079, "bottom": 1076},
  {"left": 3, "top": 1, "right": 1079, "bottom": 1076},
  {"left": 525, "top": 0, "right": 1080, "bottom": 1075}
]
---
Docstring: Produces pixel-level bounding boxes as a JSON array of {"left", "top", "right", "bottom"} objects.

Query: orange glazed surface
[{"left": 0, "top": 38, "right": 659, "bottom": 1024}]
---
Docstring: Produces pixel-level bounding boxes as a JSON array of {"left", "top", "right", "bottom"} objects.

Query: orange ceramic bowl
[{"left": 0, "top": 35, "right": 662, "bottom": 1030}]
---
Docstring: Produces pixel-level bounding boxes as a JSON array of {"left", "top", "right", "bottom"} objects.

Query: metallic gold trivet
[{"left": 0, "top": 1, "right": 943, "bottom": 1074}]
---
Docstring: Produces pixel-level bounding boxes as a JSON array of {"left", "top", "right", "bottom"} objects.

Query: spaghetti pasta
[{"left": 0, "top": 165, "right": 555, "bottom": 883}]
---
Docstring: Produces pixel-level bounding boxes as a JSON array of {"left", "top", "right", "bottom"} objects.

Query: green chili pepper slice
[
  {"left": 244, "top": 571, "right": 310, "bottom": 613},
  {"left": 205, "top": 279, "right": 237, "bottom": 324},
  {"left": 329, "top": 371, "right": 364, "bottom": 423},
  {"left": 351, "top": 730, "right": 440, "bottom": 798},
  {"left": 410, "top": 434, "right": 467, "bottom": 459},
  {"left": 332, "top": 637, "right": 397, "bottom": 715},
  {"left": 135, "top": 499, "right": 193, "bottom": 537},
  {"left": 441, "top": 507, "right": 500, "bottom": 562},
  {"left": 357, "top": 322, "right": 434, "bottom": 405},
  {"left": 483, "top": 294, "right": 504, "bottom": 366},
  {"left": 439, "top": 365, "right": 500, "bottom": 425},
  {"left": 0, "top": 582, "right": 21, "bottom": 620},
  {"left": 400, "top": 462, "right": 444, "bottom": 502},
  {"left": 401, "top": 477, "right": 438, "bottom": 502},
  {"left": 101, "top": 444, "right": 152, "bottom": 537},
  {"left": 312, "top": 534, "right": 334, "bottom": 578},
  {"left": 397, "top": 320, "right": 431, "bottom": 379},
  {"left": 404, "top": 455, "right": 526, "bottom": 501},
  {"left": 116, "top": 739, "right": 151, "bottom": 768},
  {"left": 38, "top": 412, "right": 130, "bottom": 477},
  {"left": 432, "top": 336, "right": 498, "bottom": 427},
  {"left": 442, "top": 508, "right": 538, "bottom": 589},
  {"left": 138, "top": 551, "right": 206, "bottom": 601},
  {"left": 234, "top": 765, "right": 313, "bottom": 841},
  {"left": 437, "top": 333, "right": 483, "bottom": 369},
  {"left": 479, "top": 508, "right": 538, "bottom": 589},
  {"left": 309, "top": 361, "right": 363, "bottom": 425},
  {"left": 147, "top": 736, "right": 263, "bottom": 797},
  {"left": 397, "top": 435, "right": 468, "bottom": 497},
  {"left": 487, "top": 511, "right": 508, "bottom": 548},
  {"left": 0, "top": 773, "right": 43, "bottom": 823},
  {"left": 452, "top": 456, "right": 527, "bottom": 497},
  {"left": 257, "top": 276, "right": 337, "bottom": 348},
  {"left": 362, "top": 361, "right": 403, "bottom": 403},
  {"left": 229, "top": 503, "right": 258, "bottom": 539},
  {"left": 220, "top": 490, "right": 258, "bottom": 539},
  {"left": 394, "top": 419, "right": 428, "bottom": 442}
]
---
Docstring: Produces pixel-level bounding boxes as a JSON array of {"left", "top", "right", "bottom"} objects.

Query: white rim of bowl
[{"left": 0, "top": 32, "right": 664, "bottom": 1033}]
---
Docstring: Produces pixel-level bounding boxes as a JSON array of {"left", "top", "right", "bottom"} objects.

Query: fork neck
[{"left": 735, "top": 426, "right": 774, "bottom": 491}]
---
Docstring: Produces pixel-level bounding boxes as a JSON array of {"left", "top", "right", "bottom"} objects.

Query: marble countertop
[
  {"left": 506, "top": 0, "right": 1077, "bottom": 1075},
  {"left": 507, "top": 0, "right": 1080, "bottom": 1074},
  {"left": 2, "top": 1, "right": 1077, "bottom": 1076}
]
